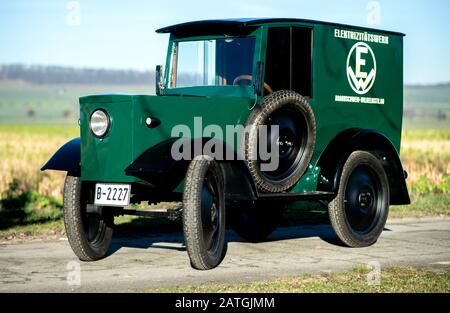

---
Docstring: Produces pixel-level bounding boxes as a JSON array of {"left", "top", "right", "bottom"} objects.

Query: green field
[
  {"left": 403, "top": 85, "right": 450, "bottom": 129},
  {"left": 0, "top": 80, "right": 154, "bottom": 123},
  {"left": 0, "top": 79, "right": 449, "bottom": 128}
]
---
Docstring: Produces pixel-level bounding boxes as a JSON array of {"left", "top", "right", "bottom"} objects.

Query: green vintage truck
[{"left": 42, "top": 18, "right": 409, "bottom": 270}]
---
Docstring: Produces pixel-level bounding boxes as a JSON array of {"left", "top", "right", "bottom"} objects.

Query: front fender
[
  {"left": 124, "top": 137, "right": 240, "bottom": 188},
  {"left": 41, "top": 137, "right": 80, "bottom": 175},
  {"left": 124, "top": 137, "right": 257, "bottom": 199}
]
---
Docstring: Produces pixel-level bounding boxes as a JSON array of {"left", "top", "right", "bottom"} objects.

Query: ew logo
[{"left": 346, "top": 42, "right": 376, "bottom": 95}]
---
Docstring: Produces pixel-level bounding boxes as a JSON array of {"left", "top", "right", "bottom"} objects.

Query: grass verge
[
  {"left": 0, "top": 220, "right": 64, "bottom": 240},
  {"left": 152, "top": 266, "right": 450, "bottom": 293},
  {"left": 390, "top": 194, "right": 450, "bottom": 218}
]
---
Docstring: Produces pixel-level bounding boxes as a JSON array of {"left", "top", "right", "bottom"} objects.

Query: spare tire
[{"left": 243, "top": 90, "right": 316, "bottom": 193}]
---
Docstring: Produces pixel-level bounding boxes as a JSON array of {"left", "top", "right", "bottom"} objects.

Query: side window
[
  {"left": 292, "top": 27, "right": 312, "bottom": 97},
  {"left": 265, "top": 27, "right": 312, "bottom": 98},
  {"left": 265, "top": 27, "right": 290, "bottom": 93}
]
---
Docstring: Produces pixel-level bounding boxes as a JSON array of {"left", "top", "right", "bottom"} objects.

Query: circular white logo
[{"left": 346, "top": 42, "right": 377, "bottom": 95}]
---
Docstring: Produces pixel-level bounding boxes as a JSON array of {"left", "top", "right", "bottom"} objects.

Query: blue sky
[{"left": 0, "top": 0, "right": 449, "bottom": 84}]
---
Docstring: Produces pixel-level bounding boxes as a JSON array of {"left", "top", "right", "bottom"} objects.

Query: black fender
[
  {"left": 219, "top": 161, "right": 258, "bottom": 201},
  {"left": 41, "top": 137, "right": 80, "bottom": 176},
  {"left": 124, "top": 137, "right": 257, "bottom": 199},
  {"left": 124, "top": 138, "right": 187, "bottom": 191},
  {"left": 316, "top": 129, "right": 410, "bottom": 205}
]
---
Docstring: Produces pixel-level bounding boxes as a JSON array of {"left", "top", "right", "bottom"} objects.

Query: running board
[{"left": 256, "top": 191, "right": 335, "bottom": 201}]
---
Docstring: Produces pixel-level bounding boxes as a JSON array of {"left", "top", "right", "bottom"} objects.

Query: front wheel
[
  {"left": 328, "top": 151, "right": 389, "bottom": 247},
  {"left": 63, "top": 175, "right": 114, "bottom": 261},
  {"left": 182, "top": 156, "right": 226, "bottom": 270}
]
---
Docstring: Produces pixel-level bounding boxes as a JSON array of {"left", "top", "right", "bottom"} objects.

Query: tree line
[{"left": 0, "top": 64, "right": 155, "bottom": 85}]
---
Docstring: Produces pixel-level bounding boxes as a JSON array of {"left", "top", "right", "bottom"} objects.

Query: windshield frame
[{"left": 163, "top": 29, "right": 262, "bottom": 98}]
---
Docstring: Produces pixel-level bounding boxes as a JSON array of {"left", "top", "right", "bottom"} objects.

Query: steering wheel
[{"left": 233, "top": 75, "right": 273, "bottom": 94}]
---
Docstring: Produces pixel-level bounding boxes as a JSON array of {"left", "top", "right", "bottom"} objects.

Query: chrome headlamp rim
[{"left": 89, "top": 109, "right": 111, "bottom": 138}]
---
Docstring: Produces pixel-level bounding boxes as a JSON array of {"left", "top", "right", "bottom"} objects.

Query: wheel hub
[
  {"left": 344, "top": 165, "right": 383, "bottom": 234},
  {"left": 358, "top": 191, "right": 373, "bottom": 208},
  {"left": 277, "top": 134, "right": 294, "bottom": 156},
  {"left": 211, "top": 203, "right": 218, "bottom": 224}
]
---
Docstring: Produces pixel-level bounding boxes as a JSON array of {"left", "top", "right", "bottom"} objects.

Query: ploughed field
[{"left": 0, "top": 125, "right": 448, "bottom": 234}]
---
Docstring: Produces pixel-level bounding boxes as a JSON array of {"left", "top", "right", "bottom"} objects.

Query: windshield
[{"left": 168, "top": 37, "right": 256, "bottom": 88}]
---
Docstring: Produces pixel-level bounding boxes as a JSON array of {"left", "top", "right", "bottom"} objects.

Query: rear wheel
[
  {"left": 63, "top": 175, "right": 114, "bottom": 261},
  {"left": 183, "top": 156, "right": 226, "bottom": 270},
  {"left": 229, "top": 202, "right": 285, "bottom": 242},
  {"left": 328, "top": 151, "right": 389, "bottom": 247}
]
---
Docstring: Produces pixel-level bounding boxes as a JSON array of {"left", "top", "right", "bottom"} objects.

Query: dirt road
[{"left": 1, "top": 217, "right": 449, "bottom": 292}]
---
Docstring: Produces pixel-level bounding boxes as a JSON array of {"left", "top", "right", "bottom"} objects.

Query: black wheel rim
[
  {"left": 82, "top": 214, "right": 106, "bottom": 245},
  {"left": 260, "top": 106, "right": 308, "bottom": 181},
  {"left": 200, "top": 172, "right": 221, "bottom": 253},
  {"left": 80, "top": 184, "right": 107, "bottom": 246},
  {"left": 344, "top": 165, "right": 383, "bottom": 234}
]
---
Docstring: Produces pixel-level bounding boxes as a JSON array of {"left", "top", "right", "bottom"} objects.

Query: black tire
[
  {"left": 229, "top": 201, "right": 284, "bottom": 242},
  {"left": 328, "top": 151, "right": 389, "bottom": 247},
  {"left": 63, "top": 175, "right": 114, "bottom": 261},
  {"left": 244, "top": 90, "right": 316, "bottom": 193},
  {"left": 183, "top": 155, "right": 226, "bottom": 270}
]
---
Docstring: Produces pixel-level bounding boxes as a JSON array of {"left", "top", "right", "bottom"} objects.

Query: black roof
[{"left": 156, "top": 18, "right": 405, "bottom": 37}]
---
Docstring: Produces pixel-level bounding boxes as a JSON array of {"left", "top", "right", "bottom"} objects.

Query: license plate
[{"left": 94, "top": 183, "right": 131, "bottom": 206}]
